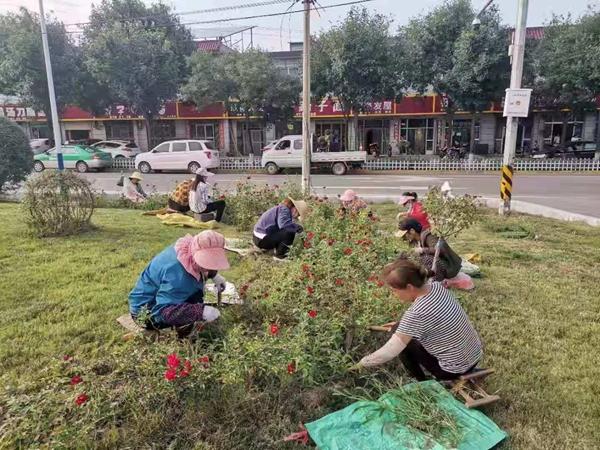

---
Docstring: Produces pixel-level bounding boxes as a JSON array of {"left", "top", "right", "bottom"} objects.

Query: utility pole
[
  {"left": 301, "top": 0, "right": 312, "bottom": 194},
  {"left": 38, "top": 0, "right": 63, "bottom": 170},
  {"left": 500, "top": 0, "right": 529, "bottom": 214}
]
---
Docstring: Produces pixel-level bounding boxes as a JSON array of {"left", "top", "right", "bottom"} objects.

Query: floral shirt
[{"left": 169, "top": 180, "right": 193, "bottom": 206}]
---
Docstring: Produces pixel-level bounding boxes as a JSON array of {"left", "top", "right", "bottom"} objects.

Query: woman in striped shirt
[{"left": 353, "top": 258, "right": 482, "bottom": 381}]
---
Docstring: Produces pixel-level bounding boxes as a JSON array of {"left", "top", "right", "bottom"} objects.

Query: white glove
[
  {"left": 202, "top": 305, "right": 221, "bottom": 323},
  {"left": 212, "top": 274, "right": 227, "bottom": 294}
]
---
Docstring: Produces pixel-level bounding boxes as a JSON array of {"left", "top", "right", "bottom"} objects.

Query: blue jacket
[
  {"left": 128, "top": 246, "right": 204, "bottom": 323},
  {"left": 254, "top": 204, "right": 303, "bottom": 237}
]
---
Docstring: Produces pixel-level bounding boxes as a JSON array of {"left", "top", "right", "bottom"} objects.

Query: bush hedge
[{"left": 0, "top": 117, "right": 33, "bottom": 192}]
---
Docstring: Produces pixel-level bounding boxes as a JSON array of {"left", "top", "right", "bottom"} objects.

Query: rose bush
[{"left": 1, "top": 188, "right": 413, "bottom": 449}]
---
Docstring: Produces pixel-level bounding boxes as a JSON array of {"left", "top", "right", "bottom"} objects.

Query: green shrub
[
  {"left": 21, "top": 171, "right": 95, "bottom": 237},
  {"left": 94, "top": 192, "right": 169, "bottom": 211},
  {"left": 218, "top": 179, "right": 305, "bottom": 231},
  {"left": 422, "top": 186, "right": 481, "bottom": 240},
  {"left": 0, "top": 117, "right": 33, "bottom": 192}
]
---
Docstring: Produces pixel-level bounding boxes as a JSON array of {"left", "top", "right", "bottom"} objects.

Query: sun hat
[
  {"left": 398, "top": 193, "right": 417, "bottom": 206},
  {"left": 395, "top": 218, "right": 422, "bottom": 239},
  {"left": 191, "top": 230, "right": 230, "bottom": 271},
  {"left": 289, "top": 197, "right": 309, "bottom": 219},
  {"left": 129, "top": 171, "right": 143, "bottom": 181},
  {"left": 339, "top": 189, "right": 357, "bottom": 202}
]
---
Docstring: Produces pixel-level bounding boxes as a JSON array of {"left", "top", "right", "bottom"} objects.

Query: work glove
[
  {"left": 202, "top": 305, "right": 221, "bottom": 323},
  {"left": 212, "top": 274, "right": 227, "bottom": 294},
  {"left": 414, "top": 247, "right": 424, "bottom": 255}
]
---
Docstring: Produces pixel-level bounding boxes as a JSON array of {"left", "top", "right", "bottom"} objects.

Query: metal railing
[{"left": 111, "top": 157, "right": 600, "bottom": 172}]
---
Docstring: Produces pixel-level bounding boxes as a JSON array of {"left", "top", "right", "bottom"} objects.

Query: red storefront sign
[{"left": 177, "top": 102, "right": 227, "bottom": 119}]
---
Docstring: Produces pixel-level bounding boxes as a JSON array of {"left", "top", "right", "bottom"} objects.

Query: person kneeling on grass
[
  {"left": 128, "top": 230, "right": 229, "bottom": 338},
  {"left": 352, "top": 258, "right": 482, "bottom": 381},
  {"left": 189, "top": 167, "right": 225, "bottom": 222},
  {"left": 396, "top": 218, "right": 462, "bottom": 282},
  {"left": 253, "top": 197, "right": 308, "bottom": 261},
  {"left": 122, "top": 171, "right": 147, "bottom": 204}
]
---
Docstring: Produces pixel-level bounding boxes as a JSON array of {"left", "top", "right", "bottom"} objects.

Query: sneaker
[{"left": 273, "top": 255, "right": 289, "bottom": 262}]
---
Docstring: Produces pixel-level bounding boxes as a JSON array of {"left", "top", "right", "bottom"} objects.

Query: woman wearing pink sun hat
[
  {"left": 339, "top": 189, "right": 368, "bottom": 216},
  {"left": 128, "top": 230, "right": 230, "bottom": 337}
]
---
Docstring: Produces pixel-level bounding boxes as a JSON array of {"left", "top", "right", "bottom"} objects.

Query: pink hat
[
  {"left": 192, "top": 231, "right": 230, "bottom": 271},
  {"left": 398, "top": 195, "right": 416, "bottom": 205},
  {"left": 340, "top": 189, "right": 357, "bottom": 202}
]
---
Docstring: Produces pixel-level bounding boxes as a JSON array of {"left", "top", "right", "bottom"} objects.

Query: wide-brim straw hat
[
  {"left": 340, "top": 189, "right": 357, "bottom": 202},
  {"left": 129, "top": 171, "right": 143, "bottom": 181},
  {"left": 289, "top": 197, "right": 309, "bottom": 220}
]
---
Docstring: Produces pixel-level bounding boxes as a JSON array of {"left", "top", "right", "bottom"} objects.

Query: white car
[
  {"left": 30, "top": 138, "right": 51, "bottom": 155},
  {"left": 91, "top": 140, "right": 141, "bottom": 159},
  {"left": 135, "top": 140, "right": 220, "bottom": 174}
]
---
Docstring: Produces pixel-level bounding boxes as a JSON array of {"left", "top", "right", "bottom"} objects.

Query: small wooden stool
[
  {"left": 449, "top": 369, "right": 500, "bottom": 409},
  {"left": 194, "top": 212, "right": 216, "bottom": 223},
  {"left": 116, "top": 314, "right": 159, "bottom": 341}
]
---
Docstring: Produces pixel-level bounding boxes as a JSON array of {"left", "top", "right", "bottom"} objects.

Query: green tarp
[{"left": 305, "top": 380, "right": 506, "bottom": 450}]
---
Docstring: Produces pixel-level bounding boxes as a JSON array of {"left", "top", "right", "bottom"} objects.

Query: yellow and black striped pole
[{"left": 500, "top": 164, "right": 514, "bottom": 214}]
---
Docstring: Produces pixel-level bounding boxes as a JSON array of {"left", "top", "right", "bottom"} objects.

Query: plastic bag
[{"left": 443, "top": 272, "right": 475, "bottom": 291}]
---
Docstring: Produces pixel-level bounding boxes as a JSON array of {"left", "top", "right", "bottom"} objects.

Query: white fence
[{"left": 111, "top": 157, "right": 600, "bottom": 172}]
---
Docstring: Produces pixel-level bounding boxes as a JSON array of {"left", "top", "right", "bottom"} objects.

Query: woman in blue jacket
[
  {"left": 253, "top": 197, "right": 308, "bottom": 260},
  {"left": 128, "top": 230, "right": 230, "bottom": 337}
]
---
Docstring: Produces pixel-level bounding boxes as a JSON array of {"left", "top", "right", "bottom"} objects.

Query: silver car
[{"left": 91, "top": 140, "right": 141, "bottom": 159}]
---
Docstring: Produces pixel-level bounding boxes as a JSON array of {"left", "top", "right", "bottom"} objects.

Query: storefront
[
  {"left": 391, "top": 118, "right": 436, "bottom": 155},
  {"left": 358, "top": 119, "right": 390, "bottom": 154}
]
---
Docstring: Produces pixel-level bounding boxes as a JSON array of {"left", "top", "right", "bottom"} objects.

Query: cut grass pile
[{"left": 0, "top": 202, "right": 599, "bottom": 449}]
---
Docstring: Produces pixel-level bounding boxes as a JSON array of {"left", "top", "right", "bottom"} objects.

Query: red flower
[
  {"left": 306, "top": 286, "right": 315, "bottom": 296},
  {"left": 198, "top": 356, "right": 210, "bottom": 366},
  {"left": 306, "top": 231, "right": 315, "bottom": 240},
  {"left": 335, "top": 278, "right": 344, "bottom": 286},
  {"left": 343, "top": 247, "right": 353, "bottom": 256},
  {"left": 219, "top": 194, "right": 226, "bottom": 200},
  {"left": 308, "top": 309, "right": 318, "bottom": 318},
  {"left": 70, "top": 375, "right": 82, "bottom": 386},
  {"left": 367, "top": 274, "right": 379, "bottom": 283},
  {"left": 377, "top": 280, "right": 385, "bottom": 288},
  {"left": 166, "top": 353, "right": 180, "bottom": 369},
  {"left": 303, "top": 240, "right": 312, "bottom": 249},
  {"left": 184, "top": 359, "right": 192, "bottom": 372},
  {"left": 179, "top": 370, "right": 190, "bottom": 378},
  {"left": 327, "top": 238, "right": 335, "bottom": 246},
  {"left": 165, "top": 368, "right": 178, "bottom": 381},
  {"left": 287, "top": 362, "right": 296, "bottom": 374},
  {"left": 75, "top": 393, "right": 89, "bottom": 406},
  {"left": 62, "top": 355, "right": 72, "bottom": 361},
  {"left": 302, "top": 264, "right": 311, "bottom": 273},
  {"left": 269, "top": 323, "right": 280, "bottom": 336}
]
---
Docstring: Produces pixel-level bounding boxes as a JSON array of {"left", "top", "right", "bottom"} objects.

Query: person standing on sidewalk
[
  {"left": 351, "top": 258, "right": 482, "bottom": 381},
  {"left": 189, "top": 167, "right": 225, "bottom": 222},
  {"left": 253, "top": 198, "right": 308, "bottom": 261}
]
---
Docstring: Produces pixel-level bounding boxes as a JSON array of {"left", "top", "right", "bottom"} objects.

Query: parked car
[
  {"left": 134, "top": 140, "right": 220, "bottom": 174},
  {"left": 531, "top": 141, "right": 597, "bottom": 159},
  {"left": 33, "top": 145, "right": 113, "bottom": 173},
  {"left": 30, "top": 138, "right": 52, "bottom": 155},
  {"left": 91, "top": 140, "right": 141, "bottom": 159},
  {"left": 261, "top": 135, "right": 367, "bottom": 175}
]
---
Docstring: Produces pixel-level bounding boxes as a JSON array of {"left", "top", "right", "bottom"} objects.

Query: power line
[
  {"left": 64, "top": 0, "right": 293, "bottom": 28},
  {"left": 63, "top": 0, "right": 374, "bottom": 32}
]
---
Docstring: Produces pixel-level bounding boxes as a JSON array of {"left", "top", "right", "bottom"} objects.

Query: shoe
[{"left": 273, "top": 255, "right": 289, "bottom": 262}]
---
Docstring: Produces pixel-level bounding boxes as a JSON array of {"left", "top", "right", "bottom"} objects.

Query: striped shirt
[{"left": 396, "top": 282, "right": 482, "bottom": 373}]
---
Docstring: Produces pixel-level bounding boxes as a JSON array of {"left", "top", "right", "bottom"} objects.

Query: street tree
[
  {"left": 0, "top": 8, "right": 79, "bottom": 138},
  {"left": 534, "top": 8, "right": 600, "bottom": 145},
  {"left": 83, "top": 0, "right": 195, "bottom": 147},
  {"left": 311, "top": 7, "right": 399, "bottom": 151},
  {"left": 183, "top": 50, "right": 300, "bottom": 155},
  {"left": 396, "top": 0, "right": 510, "bottom": 152}
]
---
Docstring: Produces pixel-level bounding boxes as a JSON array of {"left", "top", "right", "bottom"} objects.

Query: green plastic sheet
[{"left": 305, "top": 380, "right": 506, "bottom": 450}]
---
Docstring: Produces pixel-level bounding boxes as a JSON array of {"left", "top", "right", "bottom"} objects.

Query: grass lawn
[{"left": 1, "top": 202, "right": 599, "bottom": 449}]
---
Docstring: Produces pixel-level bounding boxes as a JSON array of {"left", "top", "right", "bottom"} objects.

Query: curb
[{"left": 480, "top": 197, "right": 600, "bottom": 227}]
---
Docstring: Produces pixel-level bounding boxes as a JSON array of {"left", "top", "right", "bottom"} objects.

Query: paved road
[{"left": 82, "top": 172, "right": 600, "bottom": 218}]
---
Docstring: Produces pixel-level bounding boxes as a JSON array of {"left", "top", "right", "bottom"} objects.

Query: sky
[{"left": 0, "top": 0, "right": 596, "bottom": 50}]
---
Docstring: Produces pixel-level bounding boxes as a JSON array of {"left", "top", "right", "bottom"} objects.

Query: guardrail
[{"left": 111, "top": 157, "right": 600, "bottom": 172}]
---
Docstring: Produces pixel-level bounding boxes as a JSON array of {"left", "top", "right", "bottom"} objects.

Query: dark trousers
[
  {"left": 200, "top": 200, "right": 226, "bottom": 222},
  {"left": 253, "top": 230, "right": 296, "bottom": 257},
  {"left": 400, "top": 340, "right": 475, "bottom": 381},
  {"left": 168, "top": 198, "right": 190, "bottom": 213}
]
